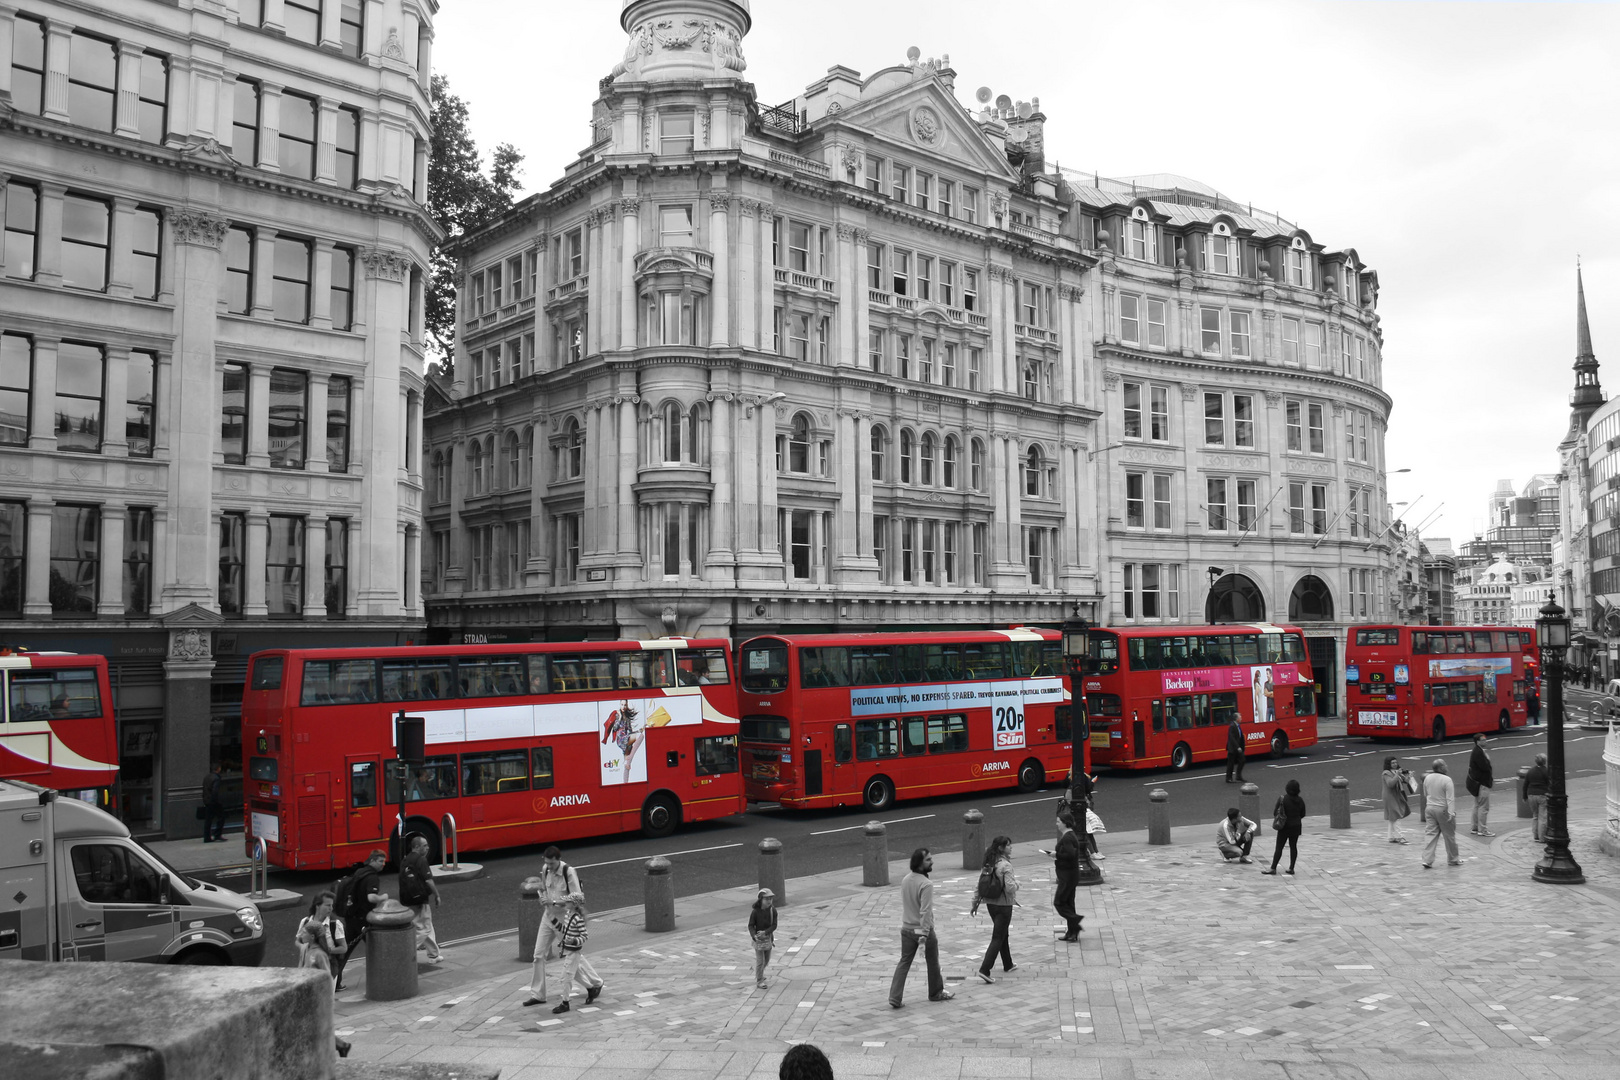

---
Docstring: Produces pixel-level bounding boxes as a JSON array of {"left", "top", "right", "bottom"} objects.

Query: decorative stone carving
[
  {"left": 361, "top": 247, "right": 412, "bottom": 281},
  {"left": 701, "top": 192, "right": 731, "bottom": 213},
  {"left": 835, "top": 223, "right": 858, "bottom": 241},
  {"left": 826, "top": 101, "right": 842, "bottom": 115},
  {"left": 1057, "top": 283, "right": 1085, "bottom": 302},
  {"left": 910, "top": 106, "right": 942, "bottom": 147},
  {"left": 738, "top": 199, "right": 757, "bottom": 218},
  {"left": 715, "top": 23, "right": 747, "bottom": 72},
  {"left": 170, "top": 210, "right": 230, "bottom": 249},
  {"left": 168, "top": 628, "right": 211, "bottom": 661},
  {"left": 1102, "top": 372, "right": 1121, "bottom": 389},
  {"left": 1264, "top": 391, "right": 1283, "bottom": 406},
  {"left": 617, "top": 197, "right": 642, "bottom": 217},
  {"left": 840, "top": 147, "right": 863, "bottom": 178},
  {"left": 852, "top": 228, "right": 868, "bottom": 245},
  {"left": 1179, "top": 383, "right": 1199, "bottom": 402},
  {"left": 383, "top": 27, "right": 406, "bottom": 61},
  {"left": 990, "top": 191, "right": 1008, "bottom": 221}
]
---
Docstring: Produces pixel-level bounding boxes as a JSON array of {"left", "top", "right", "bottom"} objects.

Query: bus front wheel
[
  {"left": 1017, "top": 760, "right": 1044, "bottom": 793},
  {"left": 1432, "top": 719, "right": 1446, "bottom": 742},
  {"left": 863, "top": 776, "right": 895, "bottom": 812},
  {"left": 641, "top": 793, "right": 680, "bottom": 839},
  {"left": 1270, "top": 732, "right": 1288, "bottom": 758},
  {"left": 1499, "top": 710, "right": 1511, "bottom": 732},
  {"left": 1170, "top": 743, "right": 1192, "bottom": 771}
]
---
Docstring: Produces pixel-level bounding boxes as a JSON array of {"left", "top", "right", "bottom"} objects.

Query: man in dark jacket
[
  {"left": 1053, "top": 810, "right": 1083, "bottom": 942},
  {"left": 1225, "top": 717, "right": 1245, "bottom": 783},
  {"left": 201, "top": 763, "right": 225, "bottom": 842},
  {"left": 333, "top": 849, "right": 388, "bottom": 992},
  {"left": 1522, "top": 753, "right": 1550, "bottom": 842},
  {"left": 1466, "top": 733, "right": 1495, "bottom": 837}
]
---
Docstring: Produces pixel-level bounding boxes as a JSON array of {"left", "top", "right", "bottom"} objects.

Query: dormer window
[
  {"left": 1287, "top": 236, "right": 1312, "bottom": 288},
  {"left": 659, "top": 112, "right": 695, "bottom": 155},
  {"left": 1206, "top": 221, "right": 1239, "bottom": 275},
  {"left": 1341, "top": 260, "right": 1358, "bottom": 303},
  {"left": 1128, "top": 206, "right": 1157, "bottom": 263}
]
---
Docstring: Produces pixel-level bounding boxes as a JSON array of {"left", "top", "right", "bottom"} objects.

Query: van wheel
[
  {"left": 1270, "top": 732, "right": 1288, "bottom": 758},
  {"left": 1432, "top": 719, "right": 1446, "bottom": 742},
  {"left": 174, "top": 947, "right": 226, "bottom": 966},
  {"left": 1170, "top": 743, "right": 1193, "bottom": 771},
  {"left": 1499, "top": 711, "right": 1511, "bottom": 732},
  {"left": 641, "top": 793, "right": 680, "bottom": 839},
  {"left": 1017, "top": 760, "right": 1044, "bottom": 793},
  {"left": 863, "top": 775, "right": 895, "bottom": 812}
]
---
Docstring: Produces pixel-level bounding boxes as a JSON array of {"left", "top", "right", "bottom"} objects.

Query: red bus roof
[
  {"left": 740, "top": 628, "right": 1057, "bottom": 647},
  {"left": 248, "top": 639, "right": 731, "bottom": 661},
  {"left": 1089, "top": 623, "right": 1305, "bottom": 637}
]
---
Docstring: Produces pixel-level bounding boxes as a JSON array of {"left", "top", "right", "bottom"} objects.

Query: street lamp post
[
  {"left": 1534, "top": 593, "right": 1586, "bottom": 885},
  {"left": 1060, "top": 603, "right": 1104, "bottom": 886}
]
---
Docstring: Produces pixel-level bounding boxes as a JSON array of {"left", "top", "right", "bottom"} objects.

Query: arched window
[
  {"left": 970, "top": 438, "right": 984, "bottom": 491},
  {"left": 1206, "top": 219, "right": 1239, "bottom": 276},
  {"left": 1287, "top": 235, "right": 1312, "bottom": 288},
  {"left": 504, "top": 431, "right": 521, "bottom": 490},
  {"left": 431, "top": 451, "right": 446, "bottom": 502},
  {"left": 900, "top": 429, "right": 915, "bottom": 484},
  {"left": 1025, "top": 445, "right": 1043, "bottom": 497},
  {"left": 870, "top": 425, "right": 887, "bottom": 481},
  {"left": 687, "top": 402, "right": 707, "bottom": 465},
  {"left": 468, "top": 439, "right": 484, "bottom": 494},
  {"left": 1022, "top": 360, "right": 1040, "bottom": 401},
  {"left": 788, "top": 413, "right": 811, "bottom": 474},
  {"left": 942, "top": 435, "right": 959, "bottom": 489},
  {"left": 1207, "top": 573, "right": 1266, "bottom": 624},
  {"left": 1127, "top": 204, "right": 1157, "bottom": 263},
  {"left": 562, "top": 417, "right": 584, "bottom": 479},
  {"left": 1289, "top": 575, "right": 1334, "bottom": 622},
  {"left": 663, "top": 402, "right": 683, "bottom": 463},
  {"left": 920, "top": 433, "right": 936, "bottom": 486}
]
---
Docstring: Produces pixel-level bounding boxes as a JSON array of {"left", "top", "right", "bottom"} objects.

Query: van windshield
[{"left": 136, "top": 839, "right": 202, "bottom": 891}]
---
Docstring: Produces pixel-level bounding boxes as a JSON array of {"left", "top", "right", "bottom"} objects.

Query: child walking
[{"left": 749, "top": 887, "right": 778, "bottom": 989}]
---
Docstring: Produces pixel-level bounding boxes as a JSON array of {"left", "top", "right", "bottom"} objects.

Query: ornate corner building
[
  {"left": 0, "top": 0, "right": 438, "bottom": 837},
  {"left": 422, "top": 0, "right": 1396, "bottom": 716}
]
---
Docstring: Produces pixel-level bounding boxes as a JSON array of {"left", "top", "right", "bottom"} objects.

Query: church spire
[
  {"left": 1578, "top": 261, "right": 1596, "bottom": 363},
  {"left": 1570, "top": 260, "right": 1604, "bottom": 430}
]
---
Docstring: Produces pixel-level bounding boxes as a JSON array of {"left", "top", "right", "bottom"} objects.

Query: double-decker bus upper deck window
[
  {"left": 1086, "top": 631, "right": 1119, "bottom": 674},
  {"left": 300, "top": 659, "right": 377, "bottom": 706},
  {"left": 527, "top": 655, "right": 550, "bottom": 694},
  {"left": 1009, "top": 641, "right": 1043, "bottom": 677},
  {"left": 617, "top": 650, "right": 675, "bottom": 689},
  {"left": 896, "top": 644, "right": 926, "bottom": 682},
  {"left": 7, "top": 668, "right": 102, "bottom": 719},
  {"left": 694, "top": 735, "right": 739, "bottom": 775},
  {"left": 1412, "top": 632, "right": 1429, "bottom": 654},
  {"left": 1040, "top": 640, "right": 1063, "bottom": 675},
  {"left": 1232, "top": 635, "right": 1259, "bottom": 665},
  {"left": 856, "top": 717, "right": 899, "bottom": 759},
  {"left": 1356, "top": 628, "right": 1400, "bottom": 647},
  {"left": 963, "top": 641, "right": 1007, "bottom": 679},
  {"left": 740, "top": 716, "right": 791, "bottom": 742},
  {"left": 381, "top": 658, "right": 454, "bottom": 701},
  {"left": 552, "top": 653, "right": 613, "bottom": 692},
  {"left": 1259, "top": 634, "right": 1284, "bottom": 664},
  {"left": 462, "top": 749, "right": 530, "bottom": 795},
  {"left": 923, "top": 643, "right": 964, "bottom": 681},
  {"left": 1284, "top": 634, "right": 1307, "bottom": 663},
  {"left": 850, "top": 646, "right": 894, "bottom": 685},
  {"left": 740, "top": 643, "right": 788, "bottom": 692},
  {"left": 800, "top": 647, "right": 852, "bottom": 687},
  {"left": 676, "top": 648, "right": 729, "bottom": 685},
  {"left": 459, "top": 656, "right": 527, "bottom": 697},
  {"left": 1491, "top": 632, "right": 1508, "bottom": 653},
  {"left": 250, "top": 656, "right": 284, "bottom": 691}
]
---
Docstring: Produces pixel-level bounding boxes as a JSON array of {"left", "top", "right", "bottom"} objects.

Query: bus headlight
[{"left": 236, "top": 906, "right": 263, "bottom": 934}]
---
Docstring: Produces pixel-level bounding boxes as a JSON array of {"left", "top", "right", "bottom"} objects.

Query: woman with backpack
[
  {"left": 295, "top": 891, "right": 346, "bottom": 985},
  {"left": 969, "top": 834, "right": 1020, "bottom": 983}
]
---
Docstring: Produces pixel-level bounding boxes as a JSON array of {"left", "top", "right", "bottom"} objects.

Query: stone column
[
  {"left": 586, "top": 209, "right": 605, "bottom": 357},
  {"left": 28, "top": 337, "right": 58, "bottom": 450},
  {"left": 303, "top": 513, "right": 328, "bottom": 618},
  {"left": 258, "top": 82, "right": 283, "bottom": 172},
  {"left": 244, "top": 511, "right": 269, "bottom": 617},
  {"left": 24, "top": 500, "right": 53, "bottom": 616},
  {"left": 251, "top": 228, "right": 277, "bottom": 318},
  {"left": 355, "top": 247, "right": 413, "bottom": 614},
  {"left": 315, "top": 98, "right": 340, "bottom": 184},
  {"left": 34, "top": 182, "right": 65, "bottom": 287},
  {"left": 706, "top": 192, "right": 730, "bottom": 347},
  {"left": 618, "top": 197, "right": 639, "bottom": 351},
  {"left": 163, "top": 627, "right": 217, "bottom": 838},
  {"left": 108, "top": 198, "right": 138, "bottom": 299},
  {"left": 737, "top": 200, "right": 758, "bottom": 351},
  {"left": 706, "top": 392, "right": 734, "bottom": 577},
  {"left": 310, "top": 239, "right": 335, "bottom": 329},
  {"left": 582, "top": 405, "right": 604, "bottom": 563},
  {"left": 246, "top": 365, "right": 272, "bottom": 467},
  {"left": 97, "top": 501, "right": 126, "bottom": 617},
  {"left": 114, "top": 42, "right": 143, "bottom": 139},
  {"left": 165, "top": 55, "right": 191, "bottom": 144},
  {"left": 1058, "top": 282, "right": 1083, "bottom": 404},
  {"left": 307, "top": 373, "right": 330, "bottom": 472},
  {"left": 852, "top": 228, "right": 871, "bottom": 370},
  {"left": 42, "top": 20, "right": 71, "bottom": 123},
  {"left": 1061, "top": 441, "right": 1084, "bottom": 579},
  {"left": 617, "top": 395, "right": 639, "bottom": 568},
  {"left": 102, "top": 345, "right": 131, "bottom": 457},
  {"left": 758, "top": 401, "right": 779, "bottom": 565},
  {"left": 319, "top": 0, "right": 343, "bottom": 50}
]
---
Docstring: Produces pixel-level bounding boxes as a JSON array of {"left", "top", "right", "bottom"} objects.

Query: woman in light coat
[{"left": 1382, "top": 756, "right": 1413, "bottom": 844}]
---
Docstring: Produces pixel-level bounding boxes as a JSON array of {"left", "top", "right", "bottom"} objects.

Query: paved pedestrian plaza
[{"left": 336, "top": 776, "right": 1620, "bottom": 1080}]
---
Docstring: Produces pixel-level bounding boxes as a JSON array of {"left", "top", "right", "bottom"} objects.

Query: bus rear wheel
[
  {"left": 1432, "top": 719, "right": 1446, "bottom": 742},
  {"left": 863, "top": 776, "right": 895, "bottom": 812},
  {"left": 1170, "top": 743, "right": 1192, "bottom": 771},
  {"left": 641, "top": 793, "right": 680, "bottom": 839},
  {"left": 403, "top": 819, "right": 442, "bottom": 864},
  {"left": 1499, "top": 710, "right": 1511, "bottom": 732},
  {"left": 1270, "top": 732, "right": 1288, "bottom": 758},
  {"left": 1017, "top": 760, "right": 1043, "bottom": 793}
]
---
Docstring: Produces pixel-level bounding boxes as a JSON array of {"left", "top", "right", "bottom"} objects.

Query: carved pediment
[
  {"left": 161, "top": 602, "right": 225, "bottom": 628},
  {"left": 833, "top": 82, "right": 1020, "bottom": 180}
]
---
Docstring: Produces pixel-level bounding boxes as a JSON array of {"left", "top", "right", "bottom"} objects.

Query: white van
[{"left": 0, "top": 778, "right": 265, "bottom": 965}]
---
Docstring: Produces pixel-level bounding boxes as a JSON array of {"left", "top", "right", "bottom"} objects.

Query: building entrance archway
[{"left": 1206, "top": 574, "right": 1265, "bottom": 623}]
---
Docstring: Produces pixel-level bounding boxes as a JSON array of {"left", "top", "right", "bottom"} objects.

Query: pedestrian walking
[
  {"left": 1261, "top": 778, "right": 1305, "bottom": 875},
  {"left": 547, "top": 897, "right": 604, "bottom": 1013},
  {"left": 1052, "top": 810, "right": 1084, "bottom": 940},
  {"left": 399, "top": 835, "right": 443, "bottom": 962},
  {"left": 1215, "top": 807, "right": 1257, "bottom": 863},
  {"left": 1523, "top": 753, "right": 1550, "bottom": 842},
  {"left": 201, "top": 762, "right": 226, "bottom": 842},
  {"left": 524, "top": 846, "right": 598, "bottom": 1007},
  {"left": 332, "top": 849, "right": 388, "bottom": 991},
  {"left": 1084, "top": 803, "right": 1106, "bottom": 860},
  {"left": 1224, "top": 717, "right": 1246, "bottom": 783},
  {"left": 970, "top": 834, "right": 1019, "bottom": 982},
  {"left": 749, "top": 888, "right": 778, "bottom": 989},
  {"left": 779, "top": 1044, "right": 834, "bottom": 1080},
  {"left": 295, "top": 891, "right": 346, "bottom": 983},
  {"left": 1420, "top": 759, "right": 1462, "bottom": 868},
  {"left": 1527, "top": 685, "right": 1541, "bottom": 725},
  {"left": 888, "top": 847, "right": 951, "bottom": 1008},
  {"left": 1382, "top": 757, "right": 1414, "bottom": 844},
  {"left": 1466, "top": 733, "right": 1495, "bottom": 836}
]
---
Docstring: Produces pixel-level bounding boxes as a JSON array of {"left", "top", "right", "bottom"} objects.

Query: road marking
[
  {"left": 811, "top": 813, "right": 935, "bottom": 835},
  {"left": 570, "top": 842, "right": 745, "bottom": 870},
  {"left": 991, "top": 796, "right": 1064, "bottom": 807},
  {"left": 1140, "top": 772, "right": 1227, "bottom": 785}
]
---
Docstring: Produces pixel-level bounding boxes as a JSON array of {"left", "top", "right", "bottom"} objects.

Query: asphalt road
[{"left": 220, "top": 707, "right": 1614, "bottom": 969}]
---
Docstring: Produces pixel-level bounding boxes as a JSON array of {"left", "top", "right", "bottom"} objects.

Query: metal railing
[
  {"left": 248, "top": 836, "right": 269, "bottom": 901},
  {"left": 756, "top": 101, "right": 801, "bottom": 136},
  {"left": 439, "top": 813, "right": 461, "bottom": 871}
]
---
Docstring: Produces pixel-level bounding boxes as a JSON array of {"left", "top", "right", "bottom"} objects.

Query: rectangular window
[
  {"left": 335, "top": 107, "right": 360, "bottom": 188},
  {"left": 125, "top": 350, "right": 155, "bottom": 457},
  {"left": 1024, "top": 283, "right": 1040, "bottom": 326},
  {"left": 1230, "top": 311, "right": 1251, "bottom": 358},
  {"left": 1311, "top": 484, "right": 1328, "bottom": 535},
  {"left": 971, "top": 523, "right": 986, "bottom": 584},
  {"left": 1146, "top": 298, "right": 1167, "bottom": 347},
  {"left": 900, "top": 519, "right": 915, "bottom": 582},
  {"left": 3, "top": 181, "right": 39, "bottom": 280},
  {"left": 1126, "top": 471, "right": 1145, "bottom": 528},
  {"left": 962, "top": 187, "right": 979, "bottom": 224},
  {"left": 328, "top": 245, "right": 355, "bottom": 330},
  {"left": 68, "top": 32, "right": 117, "bottom": 133},
  {"left": 939, "top": 261, "right": 956, "bottom": 306},
  {"left": 919, "top": 339, "right": 934, "bottom": 383},
  {"left": 1233, "top": 394, "right": 1254, "bottom": 448},
  {"left": 221, "top": 362, "right": 248, "bottom": 464},
  {"left": 964, "top": 268, "right": 978, "bottom": 312},
  {"left": 1304, "top": 322, "right": 1323, "bottom": 368},
  {"left": 136, "top": 50, "right": 169, "bottom": 144},
  {"left": 1289, "top": 482, "right": 1306, "bottom": 534},
  {"left": 1207, "top": 478, "right": 1227, "bottom": 530},
  {"left": 896, "top": 335, "right": 910, "bottom": 379},
  {"left": 0, "top": 501, "right": 22, "bottom": 616},
  {"left": 1, "top": 333, "right": 32, "bottom": 447},
  {"left": 233, "top": 78, "right": 260, "bottom": 164},
  {"left": 943, "top": 522, "right": 957, "bottom": 583},
  {"left": 324, "top": 375, "right": 350, "bottom": 472},
  {"left": 1150, "top": 385, "right": 1169, "bottom": 441},
  {"left": 787, "top": 221, "right": 810, "bottom": 271},
  {"left": 1282, "top": 317, "right": 1301, "bottom": 365},
  {"left": 272, "top": 236, "right": 312, "bottom": 322},
  {"left": 1153, "top": 473, "right": 1171, "bottom": 530},
  {"left": 1357, "top": 411, "right": 1370, "bottom": 463},
  {"left": 1120, "top": 294, "right": 1140, "bottom": 343},
  {"left": 891, "top": 163, "right": 909, "bottom": 203},
  {"left": 968, "top": 348, "right": 981, "bottom": 391},
  {"left": 266, "top": 514, "right": 305, "bottom": 617},
  {"left": 10, "top": 16, "right": 45, "bottom": 115},
  {"left": 660, "top": 205, "right": 694, "bottom": 247},
  {"left": 1122, "top": 563, "right": 1134, "bottom": 619},
  {"left": 50, "top": 504, "right": 100, "bottom": 615},
  {"left": 1204, "top": 393, "right": 1224, "bottom": 446},
  {"left": 1236, "top": 479, "right": 1257, "bottom": 532},
  {"left": 225, "top": 226, "right": 253, "bottom": 314},
  {"left": 566, "top": 228, "right": 584, "bottom": 278},
  {"left": 659, "top": 111, "right": 695, "bottom": 155},
  {"left": 267, "top": 368, "right": 307, "bottom": 469},
  {"left": 1200, "top": 307, "right": 1221, "bottom": 354},
  {"left": 218, "top": 511, "right": 244, "bottom": 616},
  {"left": 922, "top": 522, "right": 936, "bottom": 583},
  {"left": 938, "top": 180, "right": 954, "bottom": 218},
  {"left": 1308, "top": 403, "right": 1324, "bottom": 454},
  {"left": 279, "top": 91, "right": 317, "bottom": 180},
  {"left": 128, "top": 206, "right": 162, "bottom": 300},
  {"left": 788, "top": 509, "right": 811, "bottom": 580},
  {"left": 892, "top": 250, "right": 909, "bottom": 296},
  {"left": 1141, "top": 563, "right": 1160, "bottom": 618},
  {"left": 61, "top": 194, "right": 111, "bottom": 292},
  {"left": 873, "top": 515, "right": 888, "bottom": 577},
  {"left": 55, "top": 341, "right": 104, "bottom": 453},
  {"left": 283, "top": 0, "right": 321, "bottom": 44},
  {"left": 325, "top": 517, "right": 348, "bottom": 617},
  {"left": 869, "top": 329, "right": 884, "bottom": 372},
  {"left": 867, "top": 241, "right": 884, "bottom": 290},
  {"left": 1123, "top": 382, "right": 1142, "bottom": 439},
  {"left": 864, "top": 155, "right": 884, "bottom": 192},
  {"left": 1286, "top": 400, "right": 1302, "bottom": 452},
  {"left": 917, "top": 256, "right": 932, "bottom": 300},
  {"left": 122, "top": 506, "right": 153, "bottom": 617},
  {"left": 914, "top": 172, "right": 931, "bottom": 211},
  {"left": 942, "top": 344, "right": 956, "bottom": 387},
  {"left": 340, "top": 0, "right": 365, "bottom": 58}
]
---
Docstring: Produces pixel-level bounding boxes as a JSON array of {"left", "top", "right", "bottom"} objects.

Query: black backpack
[
  {"left": 332, "top": 865, "right": 362, "bottom": 920},
  {"left": 976, "top": 864, "right": 1005, "bottom": 902}
]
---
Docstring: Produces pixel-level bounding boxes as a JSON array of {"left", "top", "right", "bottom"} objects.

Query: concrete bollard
[
  {"left": 962, "top": 809, "right": 985, "bottom": 869},
  {"left": 1329, "top": 776, "right": 1351, "bottom": 829},
  {"left": 863, "top": 821, "right": 889, "bottom": 887},
  {"left": 1147, "top": 789, "right": 1171, "bottom": 845},
  {"left": 644, "top": 856, "right": 675, "bottom": 932},
  {"left": 1516, "top": 765, "right": 1532, "bottom": 818},
  {"left": 1239, "top": 782, "right": 1261, "bottom": 836},
  {"left": 758, "top": 837, "right": 786, "bottom": 908},
  {"left": 364, "top": 899, "right": 419, "bottom": 1001},
  {"left": 517, "top": 875, "right": 543, "bottom": 962}
]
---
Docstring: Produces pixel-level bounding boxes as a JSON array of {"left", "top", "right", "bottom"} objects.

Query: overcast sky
[{"left": 433, "top": 0, "right": 1620, "bottom": 546}]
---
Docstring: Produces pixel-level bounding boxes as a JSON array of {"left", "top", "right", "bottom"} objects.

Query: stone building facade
[
  {"left": 422, "top": 0, "right": 1395, "bottom": 717},
  {"left": 0, "top": 0, "right": 436, "bottom": 837}
]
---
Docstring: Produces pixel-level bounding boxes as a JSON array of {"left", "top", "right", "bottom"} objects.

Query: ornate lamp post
[
  {"left": 1534, "top": 593, "right": 1585, "bottom": 884},
  {"left": 1061, "top": 603, "right": 1103, "bottom": 886}
]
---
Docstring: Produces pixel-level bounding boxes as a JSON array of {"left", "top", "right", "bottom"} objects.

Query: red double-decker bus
[
  {"left": 1345, "top": 625, "right": 1532, "bottom": 741},
  {"left": 0, "top": 649, "right": 118, "bottom": 800},
  {"left": 241, "top": 640, "right": 745, "bottom": 871},
  {"left": 736, "top": 629, "right": 1081, "bottom": 812},
  {"left": 1080, "top": 624, "right": 1318, "bottom": 770}
]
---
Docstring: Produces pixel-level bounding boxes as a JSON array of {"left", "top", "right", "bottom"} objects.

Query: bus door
[
  {"left": 829, "top": 722, "right": 858, "bottom": 803},
  {"left": 1131, "top": 712, "right": 1146, "bottom": 760},
  {"left": 345, "top": 757, "right": 384, "bottom": 844}
]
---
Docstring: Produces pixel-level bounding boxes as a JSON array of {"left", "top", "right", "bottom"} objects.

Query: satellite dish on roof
[
  {"left": 906, "top": 45, "right": 921, "bottom": 62},
  {"left": 975, "top": 86, "right": 992, "bottom": 104},
  {"left": 995, "top": 93, "right": 1012, "bottom": 112}
]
